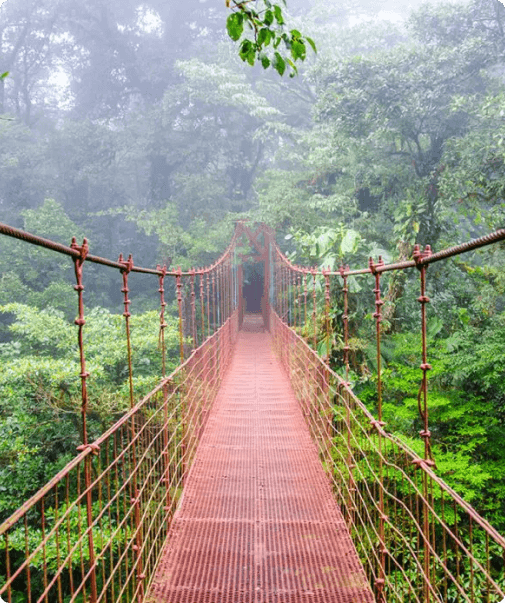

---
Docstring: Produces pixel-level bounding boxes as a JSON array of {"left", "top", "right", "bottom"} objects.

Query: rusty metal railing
[
  {"left": 2, "top": 221, "right": 505, "bottom": 603},
  {"left": 270, "top": 229, "right": 505, "bottom": 602},
  {"left": 0, "top": 222, "right": 241, "bottom": 603}
]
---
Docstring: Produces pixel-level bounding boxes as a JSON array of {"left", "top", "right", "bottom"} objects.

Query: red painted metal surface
[
  {"left": 148, "top": 314, "right": 374, "bottom": 603},
  {"left": 1, "top": 221, "right": 505, "bottom": 603}
]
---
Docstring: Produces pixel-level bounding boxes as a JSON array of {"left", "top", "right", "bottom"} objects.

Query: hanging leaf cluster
[{"left": 225, "top": 0, "right": 316, "bottom": 77}]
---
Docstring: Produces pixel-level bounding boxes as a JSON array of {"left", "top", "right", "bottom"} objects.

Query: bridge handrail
[
  {"left": 274, "top": 228, "right": 505, "bottom": 275},
  {"left": 0, "top": 219, "right": 246, "bottom": 603},
  {"left": 280, "top": 316, "right": 505, "bottom": 550},
  {"left": 269, "top": 226, "right": 505, "bottom": 602},
  {"left": 0, "top": 221, "right": 240, "bottom": 275},
  {"left": 0, "top": 326, "right": 215, "bottom": 538}
]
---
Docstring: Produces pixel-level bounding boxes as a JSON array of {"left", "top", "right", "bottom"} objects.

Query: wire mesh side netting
[
  {"left": 0, "top": 222, "right": 241, "bottom": 603},
  {"left": 269, "top": 228, "right": 505, "bottom": 603}
]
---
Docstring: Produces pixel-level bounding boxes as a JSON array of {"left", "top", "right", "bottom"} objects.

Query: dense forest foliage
[{"left": 0, "top": 0, "right": 504, "bottom": 549}]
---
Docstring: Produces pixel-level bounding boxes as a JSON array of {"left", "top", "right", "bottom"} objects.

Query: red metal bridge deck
[{"left": 148, "top": 315, "right": 374, "bottom": 603}]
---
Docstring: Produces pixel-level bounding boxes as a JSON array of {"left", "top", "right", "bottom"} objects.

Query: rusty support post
[
  {"left": 71, "top": 237, "right": 98, "bottom": 603},
  {"left": 292, "top": 271, "right": 297, "bottom": 332},
  {"left": 339, "top": 265, "right": 355, "bottom": 528},
  {"left": 339, "top": 266, "right": 351, "bottom": 384},
  {"left": 414, "top": 244, "right": 436, "bottom": 603},
  {"left": 176, "top": 268, "right": 184, "bottom": 364},
  {"left": 311, "top": 268, "right": 317, "bottom": 352},
  {"left": 370, "top": 256, "right": 387, "bottom": 603},
  {"left": 190, "top": 269, "right": 197, "bottom": 349},
  {"left": 238, "top": 263, "right": 244, "bottom": 328},
  {"left": 212, "top": 271, "right": 217, "bottom": 333},
  {"left": 206, "top": 273, "right": 211, "bottom": 340},
  {"left": 119, "top": 254, "right": 144, "bottom": 601},
  {"left": 296, "top": 273, "right": 301, "bottom": 333},
  {"left": 323, "top": 268, "right": 331, "bottom": 363},
  {"left": 199, "top": 271, "right": 205, "bottom": 342},
  {"left": 157, "top": 265, "right": 168, "bottom": 379},
  {"left": 72, "top": 238, "right": 90, "bottom": 446},
  {"left": 413, "top": 244, "right": 435, "bottom": 468},
  {"left": 303, "top": 271, "right": 308, "bottom": 341},
  {"left": 119, "top": 254, "right": 135, "bottom": 408},
  {"left": 158, "top": 265, "right": 172, "bottom": 525}
]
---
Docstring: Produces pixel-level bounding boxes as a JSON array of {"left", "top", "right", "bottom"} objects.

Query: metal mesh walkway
[{"left": 148, "top": 315, "right": 374, "bottom": 603}]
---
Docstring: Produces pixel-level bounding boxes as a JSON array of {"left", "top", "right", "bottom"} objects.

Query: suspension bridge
[{"left": 0, "top": 221, "right": 504, "bottom": 603}]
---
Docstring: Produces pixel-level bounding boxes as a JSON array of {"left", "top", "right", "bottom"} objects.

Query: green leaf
[
  {"left": 273, "top": 5, "right": 285, "bottom": 25},
  {"left": 239, "top": 39, "right": 256, "bottom": 66},
  {"left": 260, "top": 54, "right": 271, "bottom": 69},
  {"left": 0, "top": 72, "right": 9, "bottom": 81},
  {"left": 305, "top": 36, "right": 317, "bottom": 53},
  {"left": 226, "top": 12, "right": 244, "bottom": 42},
  {"left": 291, "top": 39, "right": 306, "bottom": 61},
  {"left": 257, "top": 28, "right": 271, "bottom": 48},
  {"left": 264, "top": 10, "right": 274, "bottom": 26},
  {"left": 272, "top": 52, "right": 286, "bottom": 76}
]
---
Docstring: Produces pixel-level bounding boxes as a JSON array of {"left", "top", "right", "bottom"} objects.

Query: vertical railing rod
[
  {"left": 413, "top": 244, "right": 436, "bottom": 603},
  {"left": 71, "top": 237, "right": 98, "bottom": 603},
  {"left": 369, "top": 256, "right": 387, "bottom": 603},
  {"left": 119, "top": 253, "right": 145, "bottom": 600}
]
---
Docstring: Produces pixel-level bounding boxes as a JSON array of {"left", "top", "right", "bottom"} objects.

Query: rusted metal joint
[
  {"left": 119, "top": 253, "right": 134, "bottom": 274},
  {"left": 369, "top": 256, "right": 385, "bottom": 274},
  {"left": 76, "top": 442, "right": 100, "bottom": 456},
  {"left": 412, "top": 457, "right": 435, "bottom": 470},
  {"left": 71, "top": 237, "right": 89, "bottom": 263},
  {"left": 370, "top": 419, "right": 386, "bottom": 431},
  {"left": 157, "top": 264, "right": 168, "bottom": 302},
  {"left": 71, "top": 238, "right": 89, "bottom": 296},
  {"left": 413, "top": 244, "right": 432, "bottom": 268},
  {"left": 157, "top": 264, "right": 168, "bottom": 279}
]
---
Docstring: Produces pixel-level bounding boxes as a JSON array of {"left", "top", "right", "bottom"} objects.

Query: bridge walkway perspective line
[{"left": 147, "top": 314, "right": 374, "bottom": 603}]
